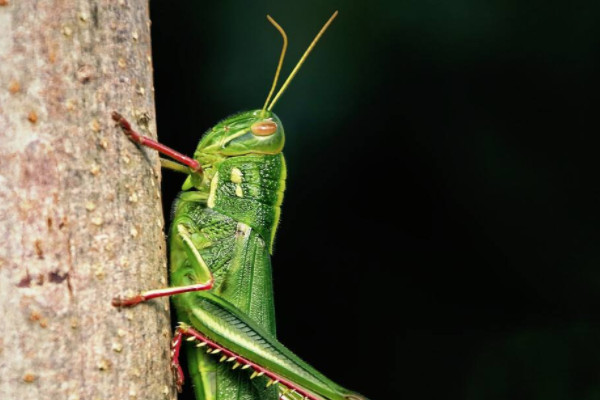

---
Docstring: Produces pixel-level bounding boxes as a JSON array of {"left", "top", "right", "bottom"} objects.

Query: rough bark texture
[{"left": 0, "top": 1, "right": 175, "bottom": 399}]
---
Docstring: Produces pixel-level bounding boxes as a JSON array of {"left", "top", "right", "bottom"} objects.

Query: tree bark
[{"left": 0, "top": 1, "right": 175, "bottom": 399}]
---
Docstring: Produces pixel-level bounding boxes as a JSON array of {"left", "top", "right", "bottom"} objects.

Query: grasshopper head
[
  {"left": 194, "top": 110, "right": 284, "bottom": 158},
  {"left": 183, "top": 110, "right": 284, "bottom": 190}
]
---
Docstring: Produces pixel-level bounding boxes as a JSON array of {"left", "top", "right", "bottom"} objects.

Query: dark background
[{"left": 150, "top": 1, "right": 600, "bottom": 399}]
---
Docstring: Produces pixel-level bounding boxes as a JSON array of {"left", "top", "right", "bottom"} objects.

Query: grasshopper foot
[
  {"left": 111, "top": 294, "right": 145, "bottom": 308},
  {"left": 171, "top": 326, "right": 185, "bottom": 392},
  {"left": 171, "top": 361, "right": 184, "bottom": 393}
]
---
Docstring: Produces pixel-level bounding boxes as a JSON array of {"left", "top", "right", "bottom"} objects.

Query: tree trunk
[{"left": 0, "top": 1, "right": 175, "bottom": 399}]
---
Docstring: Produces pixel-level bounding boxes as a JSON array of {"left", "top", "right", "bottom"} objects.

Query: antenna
[
  {"left": 267, "top": 11, "right": 338, "bottom": 111},
  {"left": 262, "top": 15, "right": 287, "bottom": 113},
  {"left": 261, "top": 15, "right": 288, "bottom": 115}
]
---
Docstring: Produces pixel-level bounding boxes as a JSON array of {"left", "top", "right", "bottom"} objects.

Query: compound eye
[{"left": 251, "top": 120, "right": 278, "bottom": 136}]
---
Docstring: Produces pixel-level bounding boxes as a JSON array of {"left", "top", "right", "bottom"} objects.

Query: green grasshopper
[{"left": 112, "top": 11, "right": 367, "bottom": 400}]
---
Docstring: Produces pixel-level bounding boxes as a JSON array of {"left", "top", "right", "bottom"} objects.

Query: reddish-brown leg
[
  {"left": 175, "top": 324, "right": 319, "bottom": 400},
  {"left": 111, "top": 111, "right": 202, "bottom": 173},
  {"left": 112, "top": 280, "right": 214, "bottom": 307},
  {"left": 171, "top": 328, "right": 185, "bottom": 392}
]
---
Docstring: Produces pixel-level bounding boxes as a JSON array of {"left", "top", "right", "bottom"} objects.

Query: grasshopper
[{"left": 112, "top": 11, "right": 367, "bottom": 400}]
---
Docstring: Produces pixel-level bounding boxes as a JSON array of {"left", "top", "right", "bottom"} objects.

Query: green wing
[
  {"left": 189, "top": 226, "right": 278, "bottom": 400},
  {"left": 170, "top": 198, "right": 278, "bottom": 400}
]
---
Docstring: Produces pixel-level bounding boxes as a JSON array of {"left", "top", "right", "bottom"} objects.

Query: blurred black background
[{"left": 150, "top": 1, "right": 600, "bottom": 399}]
